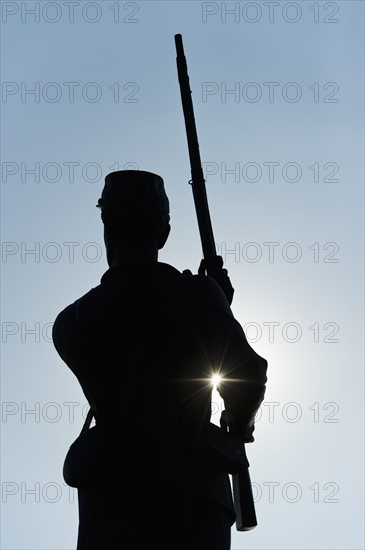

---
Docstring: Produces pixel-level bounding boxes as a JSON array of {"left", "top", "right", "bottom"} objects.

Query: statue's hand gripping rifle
[{"left": 174, "top": 33, "right": 257, "bottom": 532}]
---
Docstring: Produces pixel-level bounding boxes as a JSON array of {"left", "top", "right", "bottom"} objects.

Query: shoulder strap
[{"left": 80, "top": 408, "right": 94, "bottom": 436}]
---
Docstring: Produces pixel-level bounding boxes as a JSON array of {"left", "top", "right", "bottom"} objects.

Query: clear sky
[{"left": 1, "top": 1, "right": 364, "bottom": 549}]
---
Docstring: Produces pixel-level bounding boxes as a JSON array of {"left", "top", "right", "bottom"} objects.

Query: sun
[{"left": 211, "top": 373, "right": 222, "bottom": 389}]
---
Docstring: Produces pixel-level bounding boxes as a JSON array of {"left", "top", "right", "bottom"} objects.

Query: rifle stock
[
  {"left": 232, "top": 453, "right": 257, "bottom": 531},
  {"left": 174, "top": 33, "right": 257, "bottom": 531}
]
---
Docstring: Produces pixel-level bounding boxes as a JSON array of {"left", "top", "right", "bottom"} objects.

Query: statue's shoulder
[
  {"left": 177, "top": 271, "right": 231, "bottom": 312},
  {"left": 53, "top": 286, "right": 100, "bottom": 329}
]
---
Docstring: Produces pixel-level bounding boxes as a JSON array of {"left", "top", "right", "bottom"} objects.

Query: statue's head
[{"left": 97, "top": 170, "right": 171, "bottom": 251}]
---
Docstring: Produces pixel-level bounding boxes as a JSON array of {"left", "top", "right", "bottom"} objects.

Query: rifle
[{"left": 174, "top": 33, "right": 257, "bottom": 532}]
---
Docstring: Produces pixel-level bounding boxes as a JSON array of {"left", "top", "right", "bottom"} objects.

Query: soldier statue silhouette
[{"left": 52, "top": 169, "right": 268, "bottom": 550}]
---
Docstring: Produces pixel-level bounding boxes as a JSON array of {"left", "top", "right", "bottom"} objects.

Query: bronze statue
[{"left": 52, "top": 169, "right": 267, "bottom": 550}]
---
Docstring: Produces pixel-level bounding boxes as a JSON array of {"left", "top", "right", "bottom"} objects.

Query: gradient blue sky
[{"left": 1, "top": 1, "right": 364, "bottom": 549}]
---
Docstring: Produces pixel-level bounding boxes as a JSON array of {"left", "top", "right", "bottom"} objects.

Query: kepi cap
[{"left": 97, "top": 170, "right": 169, "bottom": 217}]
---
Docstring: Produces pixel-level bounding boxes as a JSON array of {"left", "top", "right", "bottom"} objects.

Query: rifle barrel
[{"left": 174, "top": 34, "right": 217, "bottom": 274}]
